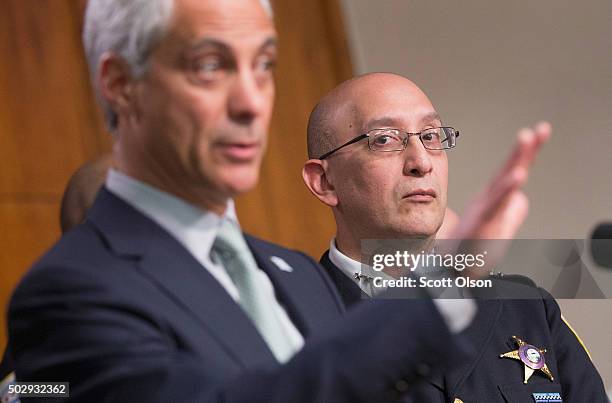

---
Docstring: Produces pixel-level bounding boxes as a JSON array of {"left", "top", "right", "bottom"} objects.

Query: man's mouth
[
  {"left": 216, "top": 141, "right": 261, "bottom": 162},
  {"left": 403, "top": 188, "right": 437, "bottom": 202}
]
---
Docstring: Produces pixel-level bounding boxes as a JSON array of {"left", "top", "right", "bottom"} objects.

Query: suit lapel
[
  {"left": 137, "top": 240, "right": 278, "bottom": 368},
  {"left": 319, "top": 251, "right": 367, "bottom": 308},
  {"left": 88, "top": 189, "right": 277, "bottom": 369},
  {"left": 445, "top": 299, "right": 503, "bottom": 398},
  {"left": 246, "top": 238, "right": 317, "bottom": 337}
]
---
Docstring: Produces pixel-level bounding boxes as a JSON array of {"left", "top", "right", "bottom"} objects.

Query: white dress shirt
[
  {"left": 329, "top": 238, "right": 477, "bottom": 334},
  {"left": 105, "top": 169, "right": 304, "bottom": 358}
]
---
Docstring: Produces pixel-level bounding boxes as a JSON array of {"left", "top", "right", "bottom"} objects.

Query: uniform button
[
  {"left": 394, "top": 379, "right": 409, "bottom": 392},
  {"left": 454, "top": 398, "right": 464, "bottom": 403}
]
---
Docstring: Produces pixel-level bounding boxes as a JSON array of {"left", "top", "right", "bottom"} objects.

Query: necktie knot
[{"left": 212, "top": 219, "right": 248, "bottom": 263}]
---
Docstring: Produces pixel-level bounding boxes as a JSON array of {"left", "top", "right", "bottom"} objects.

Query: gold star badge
[{"left": 500, "top": 336, "right": 554, "bottom": 384}]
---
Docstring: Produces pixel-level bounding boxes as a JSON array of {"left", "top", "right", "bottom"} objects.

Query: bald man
[{"left": 303, "top": 73, "right": 607, "bottom": 402}]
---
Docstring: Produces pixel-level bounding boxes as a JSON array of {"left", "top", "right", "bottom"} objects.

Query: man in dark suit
[
  {"left": 302, "top": 72, "right": 608, "bottom": 401},
  {"left": 6, "top": 1, "right": 476, "bottom": 401}
]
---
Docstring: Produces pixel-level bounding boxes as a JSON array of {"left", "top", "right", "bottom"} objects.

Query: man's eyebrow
[
  {"left": 364, "top": 111, "right": 443, "bottom": 132},
  {"left": 421, "top": 111, "right": 442, "bottom": 125},
  {"left": 365, "top": 116, "right": 402, "bottom": 131},
  {"left": 188, "top": 37, "right": 278, "bottom": 53},
  {"left": 259, "top": 37, "right": 278, "bottom": 51},
  {"left": 189, "top": 38, "right": 231, "bottom": 52}
]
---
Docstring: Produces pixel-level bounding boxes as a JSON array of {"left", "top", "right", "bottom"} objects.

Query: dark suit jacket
[
  {"left": 7, "top": 189, "right": 470, "bottom": 402},
  {"left": 320, "top": 250, "right": 608, "bottom": 402}
]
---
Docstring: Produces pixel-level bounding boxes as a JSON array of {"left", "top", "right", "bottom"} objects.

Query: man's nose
[
  {"left": 402, "top": 135, "right": 433, "bottom": 177},
  {"left": 227, "top": 70, "right": 270, "bottom": 125}
]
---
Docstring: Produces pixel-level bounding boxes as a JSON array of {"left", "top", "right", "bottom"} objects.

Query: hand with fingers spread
[
  {"left": 445, "top": 121, "right": 552, "bottom": 240},
  {"left": 439, "top": 122, "right": 552, "bottom": 277}
]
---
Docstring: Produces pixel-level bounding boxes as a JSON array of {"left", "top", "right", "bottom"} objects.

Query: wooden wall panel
[
  {"left": 0, "top": 0, "right": 110, "bottom": 348},
  {"left": 0, "top": 201, "right": 62, "bottom": 320},
  {"left": 0, "top": 1, "right": 109, "bottom": 195},
  {"left": 0, "top": 0, "right": 352, "bottom": 350}
]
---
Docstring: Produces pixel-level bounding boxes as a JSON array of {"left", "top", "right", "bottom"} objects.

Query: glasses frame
[{"left": 317, "top": 127, "right": 460, "bottom": 160}]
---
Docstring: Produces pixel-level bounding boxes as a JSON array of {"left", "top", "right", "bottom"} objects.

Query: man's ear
[
  {"left": 97, "top": 52, "right": 135, "bottom": 120},
  {"left": 302, "top": 159, "right": 338, "bottom": 207}
]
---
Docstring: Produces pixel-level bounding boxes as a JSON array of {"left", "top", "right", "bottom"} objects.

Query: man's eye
[
  {"left": 254, "top": 56, "right": 277, "bottom": 81},
  {"left": 198, "top": 60, "right": 221, "bottom": 72},
  {"left": 375, "top": 135, "right": 392, "bottom": 145},
  {"left": 257, "top": 57, "right": 276, "bottom": 72},
  {"left": 421, "top": 130, "right": 440, "bottom": 141},
  {"left": 373, "top": 134, "right": 400, "bottom": 146},
  {"left": 191, "top": 56, "right": 227, "bottom": 82}
]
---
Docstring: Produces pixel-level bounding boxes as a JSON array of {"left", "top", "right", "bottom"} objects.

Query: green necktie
[{"left": 211, "top": 219, "right": 297, "bottom": 363}]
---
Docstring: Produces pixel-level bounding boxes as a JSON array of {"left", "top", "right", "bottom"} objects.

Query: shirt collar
[
  {"left": 105, "top": 168, "right": 237, "bottom": 263},
  {"left": 328, "top": 238, "right": 362, "bottom": 279},
  {"left": 328, "top": 238, "right": 393, "bottom": 296}
]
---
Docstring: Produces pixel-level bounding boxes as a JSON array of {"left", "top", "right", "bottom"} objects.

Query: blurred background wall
[
  {"left": 1, "top": 0, "right": 111, "bottom": 353},
  {"left": 340, "top": 0, "right": 612, "bottom": 388}
]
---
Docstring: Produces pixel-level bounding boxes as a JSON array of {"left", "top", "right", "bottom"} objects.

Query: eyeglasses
[{"left": 318, "top": 127, "right": 459, "bottom": 160}]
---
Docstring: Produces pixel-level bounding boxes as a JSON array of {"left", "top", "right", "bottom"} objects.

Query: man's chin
[
  {"left": 397, "top": 229, "right": 437, "bottom": 240},
  {"left": 218, "top": 168, "right": 260, "bottom": 197},
  {"left": 394, "top": 216, "right": 443, "bottom": 239}
]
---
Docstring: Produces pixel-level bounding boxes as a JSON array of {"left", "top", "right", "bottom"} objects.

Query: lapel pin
[
  {"left": 270, "top": 256, "right": 293, "bottom": 273},
  {"left": 354, "top": 272, "right": 373, "bottom": 281},
  {"left": 500, "top": 335, "right": 554, "bottom": 384}
]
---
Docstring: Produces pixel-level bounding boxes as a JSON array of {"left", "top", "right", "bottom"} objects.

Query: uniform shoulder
[
  {"left": 482, "top": 273, "right": 542, "bottom": 299},
  {"left": 492, "top": 273, "right": 537, "bottom": 287}
]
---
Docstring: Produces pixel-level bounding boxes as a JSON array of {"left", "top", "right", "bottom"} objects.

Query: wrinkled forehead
[
  {"left": 167, "top": 0, "right": 276, "bottom": 47},
  {"left": 349, "top": 82, "right": 440, "bottom": 134}
]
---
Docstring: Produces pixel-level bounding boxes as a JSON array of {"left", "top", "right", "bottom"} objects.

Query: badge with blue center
[{"left": 500, "top": 335, "right": 554, "bottom": 384}]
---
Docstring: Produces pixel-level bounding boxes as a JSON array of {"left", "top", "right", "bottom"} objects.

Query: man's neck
[
  {"left": 113, "top": 147, "right": 228, "bottom": 216},
  {"left": 335, "top": 234, "right": 436, "bottom": 264}
]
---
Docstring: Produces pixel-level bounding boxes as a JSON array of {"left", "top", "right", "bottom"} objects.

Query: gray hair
[{"left": 83, "top": 0, "right": 273, "bottom": 132}]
